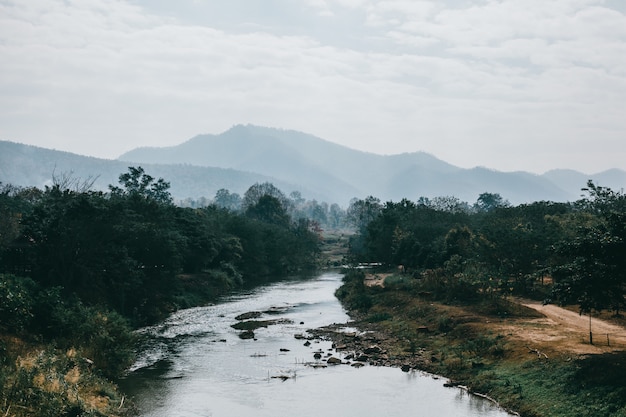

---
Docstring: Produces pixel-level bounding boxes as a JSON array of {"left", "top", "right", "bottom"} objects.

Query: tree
[
  {"left": 428, "top": 196, "right": 471, "bottom": 214},
  {"left": 213, "top": 188, "right": 242, "bottom": 211},
  {"left": 474, "top": 192, "right": 509, "bottom": 213},
  {"left": 109, "top": 166, "right": 172, "bottom": 204},
  {"left": 328, "top": 203, "right": 346, "bottom": 229},
  {"left": 242, "top": 182, "right": 290, "bottom": 212},
  {"left": 346, "top": 196, "right": 382, "bottom": 232},
  {"left": 289, "top": 191, "right": 305, "bottom": 207},
  {"left": 550, "top": 182, "right": 626, "bottom": 316},
  {"left": 245, "top": 195, "right": 291, "bottom": 227},
  {"left": 445, "top": 225, "right": 474, "bottom": 259}
]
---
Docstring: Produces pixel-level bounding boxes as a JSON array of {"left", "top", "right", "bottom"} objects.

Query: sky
[{"left": 1, "top": 0, "right": 625, "bottom": 174}]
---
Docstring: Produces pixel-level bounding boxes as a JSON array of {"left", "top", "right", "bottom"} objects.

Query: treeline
[
  {"left": 1, "top": 167, "right": 321, "bottom": 327},
  {"left": 346, "top": 184, "right": 626, "bottom": 314},
  {"left": 0, "top": 167, "right": 321, "bottom": 415},
  {"left": 179, "top": 185, "right": 349, "bottom": 231}
]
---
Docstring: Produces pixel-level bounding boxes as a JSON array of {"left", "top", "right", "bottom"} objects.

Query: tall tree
[
  {"left": 213, "top": 188, "right": 242, "bottom": 211},
  {"left": 242, "top": 182, "right": 290, "bottom": 212},
  {"left": 550, "top": 182, "right": 626, "bottom": 315},
  {"left": 245, "top": 194, "right": 291, "bottom": 227},
  {"left": 474, "top": 192, "right": 509, "bottom": 213},
  {"left": 347, "top": 196, "right": 382, "bottom": 232},
  {"left": 109, "top": 166, "right": 172, "bottom": 205}
]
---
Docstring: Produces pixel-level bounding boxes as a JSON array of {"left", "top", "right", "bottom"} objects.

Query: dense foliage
[
  {"left": 336, "top": 183, "right": 626, "bottom": 417},
  {"left": 1, "top": 168, "right": 320, "bottom": 326},
  {"left": 347, "top": 185, "right": 626, "bottom": 314},
  {"left": 0, "top": 167, "right": 321, "bottom": 415},
  {"left": 183, "top": 183, "right": 348, "bottom": 232}
]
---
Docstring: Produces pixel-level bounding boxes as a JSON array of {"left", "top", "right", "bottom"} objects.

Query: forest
[
  {"left": 345, "top": 184, "right": 626, "bottom": 314},
  {"left": 0, "top": 167, "right": 321, "bottom": 416}
]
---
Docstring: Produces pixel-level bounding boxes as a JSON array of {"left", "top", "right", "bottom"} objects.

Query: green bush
[
  {"left": 0, "top": 274, "right": 36, "bottom": 333},
  {"left": 335, "top": 270, "right": 373, "bottom": 311},
  {"left": 43, "top": 302, "right": 136, "bottom": 379}
]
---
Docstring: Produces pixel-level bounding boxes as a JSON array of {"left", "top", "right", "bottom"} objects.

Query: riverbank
[
  {"left": 0, "top": 269, "right": 243, "bottom": 417},
  {"left": 0, "top": 334, "right": 134, "bottom": 417},
  {"left": 322, "top": 269, "right": 626, "bottom": 417}
]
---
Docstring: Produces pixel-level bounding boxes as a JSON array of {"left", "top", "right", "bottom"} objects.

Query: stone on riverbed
[
  {"left": 239, "top": 330, "right": 255, "bottom": 339},
  {"left": 363, "top": 345, "right": 382, "bottom": 355},
  {"left": 235, "top": 311, "right": 263, "bottom": 321},
  {"left": 231, "top": 318, "right": 293, "bottom": 331},
  {"left": 327, "top": 357, "right": 342, "bottom": 365}
]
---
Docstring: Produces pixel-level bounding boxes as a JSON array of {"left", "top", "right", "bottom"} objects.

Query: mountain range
[{"left": 3, "top": 124, "right": 625, "bottom": 206}]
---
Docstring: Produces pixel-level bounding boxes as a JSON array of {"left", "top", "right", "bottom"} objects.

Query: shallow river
[{"left": 121, "top": 272, "right": 513, "bottom": 417}]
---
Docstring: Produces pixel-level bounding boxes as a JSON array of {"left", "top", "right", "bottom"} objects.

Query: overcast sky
[{"left": 1, "top": 0, "right": 625, "bottom": 174}]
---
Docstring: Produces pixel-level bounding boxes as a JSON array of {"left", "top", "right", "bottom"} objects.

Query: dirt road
[
  {"left": 363, "top": 273, "right": 626, "bottom": 355},
  {"left": 502, "top": 299, "right": 626, "bottom": 355}
]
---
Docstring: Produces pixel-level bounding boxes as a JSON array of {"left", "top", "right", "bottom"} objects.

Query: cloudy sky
[{"left": 1, "top": 0, "right": 625, "bottom": 174}]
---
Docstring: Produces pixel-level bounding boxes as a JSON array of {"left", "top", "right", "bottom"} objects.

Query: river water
[{"left": 121, "top": 271, "right": 513, "bottom": 417}]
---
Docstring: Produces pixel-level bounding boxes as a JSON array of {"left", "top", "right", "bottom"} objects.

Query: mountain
[
  {"left": 542, "top": 169, "right": 626, "bottom": 198},
  {"left": 4, "top": 125, "right": 625, "bottom": 205},
  {"left": 0, "top": 141, "right": 310, "bottom": 202},
  {"left": 120, "top": 124, "right": 624, "bottom": 205}
]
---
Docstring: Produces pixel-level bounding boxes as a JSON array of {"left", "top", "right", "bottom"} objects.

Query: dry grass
[{"left": 1, "top": 336, "right": 131, "bottom": 417}]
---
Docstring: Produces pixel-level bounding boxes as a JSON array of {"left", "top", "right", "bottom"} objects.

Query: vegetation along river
[{"left": 120, "top": 272, "right": 513, "bottom": 416}]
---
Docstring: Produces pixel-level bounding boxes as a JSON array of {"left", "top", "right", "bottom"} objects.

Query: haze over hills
[
  {"left": 0, "top": 141, "right": 307, "bottom": 203},
  {"left": 3, "top": 124, "right": 625, "bottom": 206},
  {"left": 119, "top": 124, "right": 626, "bottom": 205}
]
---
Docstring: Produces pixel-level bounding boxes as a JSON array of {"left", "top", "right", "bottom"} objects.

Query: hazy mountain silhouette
[
  {"left": 542, "top": 168, "right": 626, "bottom": 198},
  {"left": 3, "top": 125, "right": 625, "bottom": 205},
  {"left": 119, "top": 124, "right": 625, "bottom": 205},
  {"left": 0, "top": 141, "right": 309, "bottom": 202}
]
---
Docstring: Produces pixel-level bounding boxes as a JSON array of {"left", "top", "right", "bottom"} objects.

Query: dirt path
[
  {"left": 363, "top": 273, "right": 626, "bottom": 355},
  {"left": 500, "top": 299, "right": 626, "bottom": 355}
]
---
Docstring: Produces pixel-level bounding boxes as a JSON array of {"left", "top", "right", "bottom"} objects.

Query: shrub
[
  {"left": 335, "top": 269, "right": 373, "bottom": 311},
  {"left": 437, "top": 315, "right": 455, "bottom": 332},
  {"left": 0, "top": 274, "right": 36, "bottom": 333},
  {"left": 46, "top": 303, "right": 136, "bottom": 379}
]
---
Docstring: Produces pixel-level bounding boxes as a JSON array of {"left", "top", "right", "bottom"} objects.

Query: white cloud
[{"left": 0, "top": 0, "right": 625, "bottom": 174}]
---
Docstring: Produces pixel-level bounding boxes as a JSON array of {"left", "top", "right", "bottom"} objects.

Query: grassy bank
[
  {"left": 0, "top": 269, "right": 245, "bottom": 417},
  {"left": 0, "top": 336, "right": 131, "bottom": 417},
  {"left": 334, "top": 269, "right": 626, "bottom": 417}
]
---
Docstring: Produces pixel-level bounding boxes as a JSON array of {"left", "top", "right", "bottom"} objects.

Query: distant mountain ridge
[
  {"left": 3, "top": 125, "right": 625, "bottom": 205},
  {"left": 0, "top": 141, "right": 308, "bottom": 202},
  {"left": 118, "top": 124, "right": 626, "bottom": 205}
]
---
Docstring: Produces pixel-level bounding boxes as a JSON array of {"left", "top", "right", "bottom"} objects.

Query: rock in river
[
  {"left": 327, "top": 357, "right": 342, "bottom": 365},
  {"left": 239, "top": 330, "right": 255, "bottom": 339}
]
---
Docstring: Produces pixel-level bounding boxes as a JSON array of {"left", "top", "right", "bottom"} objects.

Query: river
[{"left": 120, "top": 271, "right": 513, "bottom": 417}]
